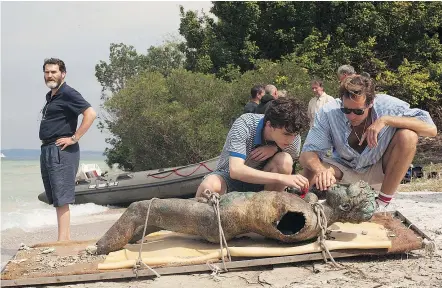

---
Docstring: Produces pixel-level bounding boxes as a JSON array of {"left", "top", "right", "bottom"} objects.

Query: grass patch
[
  {"left": 398, "top": 178, "right": 442, "bottom": 192},
  {"left": 398, "top": 162, "right": 442, "bottom": 192}
]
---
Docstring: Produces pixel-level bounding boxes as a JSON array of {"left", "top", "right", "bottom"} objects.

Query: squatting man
[{"left": 300, "top": 74, "right": 437, "bottom": 208}]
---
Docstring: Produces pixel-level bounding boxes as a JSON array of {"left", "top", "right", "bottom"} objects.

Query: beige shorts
[{"left": 322, "top": 157, "right": 384, "bottom": 191}]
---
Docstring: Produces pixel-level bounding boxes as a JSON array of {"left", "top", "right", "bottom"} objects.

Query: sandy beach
[{"left": 2, "top": 191, "right": 442, "bottom": 288}]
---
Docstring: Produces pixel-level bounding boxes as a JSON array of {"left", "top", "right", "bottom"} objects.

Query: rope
[
  {"left": 312, "top": 202, "right": 342, "bottom": 268},
  {"left": 147, "top": 162, "right": 213, "bottom": 179},
  {"left": 134, "top": 198, "right": 161, "bottom": 278},
  {"left": 422, "top": 239, "right": 436, "bottom": 257},
  {"left": 406, "top": 223, "right": 436, "bottom": 258},
  {"left": 206, "top": 260, "right": 223, "bottom": 281},
  {"left": 203, "top": 189, "right": 231, "bottom": 273}
]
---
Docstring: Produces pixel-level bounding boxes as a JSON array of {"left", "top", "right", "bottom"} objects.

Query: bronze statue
[{"left": 96, "top": 181, "right": 376, "bottom": 255}]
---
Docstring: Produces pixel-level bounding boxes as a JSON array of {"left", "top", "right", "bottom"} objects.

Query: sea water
[{"left": 1, "top": 157, "right": 120, "bottom": 232}]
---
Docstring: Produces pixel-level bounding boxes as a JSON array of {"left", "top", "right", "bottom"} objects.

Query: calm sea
[{"left": 1, "top": 157, "right": 121, "bottom": 232}]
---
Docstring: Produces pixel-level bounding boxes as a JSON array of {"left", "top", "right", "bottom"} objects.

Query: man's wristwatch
[{"left": 71, "top": 135, "right": 78, "bottom": 143}]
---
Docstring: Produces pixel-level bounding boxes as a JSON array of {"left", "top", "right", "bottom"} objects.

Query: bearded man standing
[{"left": 39, "top": 58, "right": 97, "bottom": 241}]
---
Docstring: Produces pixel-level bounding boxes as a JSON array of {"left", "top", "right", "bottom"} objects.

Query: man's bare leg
[
  {"left": 263, "top": 152, "right": 293, "bottom": 191},
  {"left": 56, "top": 204, "right": 71, "bottom": 241},
  {"left": 196, "top": 174, "right": 227, "bottom": 197},
  {"left": 381, "top": 129, "right": 418, "bottom": 196}
]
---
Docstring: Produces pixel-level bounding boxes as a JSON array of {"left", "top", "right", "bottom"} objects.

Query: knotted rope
[
  {"left": 134, "top": 198, "right": 161, "bottom": 278},
  {"left": 202, "top": 189, "right": 231, "bottom": 274},
  {"left": 312, "top": 202, "right": 342, "bottom": 268},
  {"left": 422, "top": 239, "right": 436, "bottom": 257}
]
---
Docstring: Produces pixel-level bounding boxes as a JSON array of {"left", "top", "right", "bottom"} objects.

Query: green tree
[
  {"left": 96, "top": 41, "right": 186, "bottom": 168},
  {"left": 140, "top": 41, "right": 186, "bottom": 77},
  {"left": 95, "top": 41, "right": 186, "bottom": 99},
  {"left": 102, "top": 69, "right": 234, "bottom": 171},
  {"left": 95, "top": 43, "right": 144, "bottom": 98},
  {"left": 179, "top": 1, "right": 442, "bottom": 108}
]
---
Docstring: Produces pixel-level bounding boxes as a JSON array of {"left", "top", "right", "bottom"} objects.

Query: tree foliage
[
  {"left": 99, "top": 56, "right": 314, "bottom": 171},
  {"left": 179, "top": 1, "right": 442, "bottom": 106},
  {"left": 103, "top": 70, "right": 232, "bottom": 170},
  {"left": 97, "top": 2, "right": 442, "bottom": 169},
  {"left": 95, "top": 41, "right": 185, "bottom": 99},
  {"left": 95, "top": 40, "right": 186, "bottom": 168}
]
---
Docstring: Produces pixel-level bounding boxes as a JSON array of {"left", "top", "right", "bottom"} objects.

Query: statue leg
[
  {"left": 96, "top": 198, "right": 218, "bottom": 254},
  {"left": 129, "top": 225, "right": 162, "bottom": 244},
  {"left": 97, "top": 201, "right": 151, "bottom": 254}
]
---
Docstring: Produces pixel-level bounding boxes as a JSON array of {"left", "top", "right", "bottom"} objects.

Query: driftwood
[{"left": 96, "top": 181, "right": 377, "bottom": 255}]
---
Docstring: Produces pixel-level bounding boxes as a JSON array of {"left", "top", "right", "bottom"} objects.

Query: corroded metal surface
[{"left": 96, "top": 181, "right": 376, "bottom": 255}]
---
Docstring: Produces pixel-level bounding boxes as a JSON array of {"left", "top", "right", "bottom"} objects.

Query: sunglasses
[{"left": 340, "top": 107, "right": 366, "bottom": 115}]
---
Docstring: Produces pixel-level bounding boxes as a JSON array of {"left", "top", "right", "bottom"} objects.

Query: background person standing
[
  {"left": 308, "top": 79, "right": 334, "bottom": 128},
  {"left": 39, "top": 58, "right": 97, "bottom": 241},
  {"left": 337, "top": 64, "right": 356, "bottom": 83},
  {"left": 244, "top": 84, "right": 265, "bottom": 114},
  {"left": 256, "top": 84, "right": 278, "bottom": 114}
]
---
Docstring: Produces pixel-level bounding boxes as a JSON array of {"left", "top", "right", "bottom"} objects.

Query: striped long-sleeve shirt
[
  {"left": 302, "top": 94, "right": 435, "bottom": 173},
  {"left": 216, "top": 113, "right": 302, "bottom": 173}
]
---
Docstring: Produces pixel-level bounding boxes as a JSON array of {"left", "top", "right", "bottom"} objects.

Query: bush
[{"left": 103, "top": 58, "right": 328, "bottom": 171}]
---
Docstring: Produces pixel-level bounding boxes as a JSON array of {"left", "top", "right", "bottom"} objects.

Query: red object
[
  {"left": 147, "top": 162, "right": 214, "bottom": 179},
  {"left": 300, "top": 187, "right": 309, "bottom": 199}
]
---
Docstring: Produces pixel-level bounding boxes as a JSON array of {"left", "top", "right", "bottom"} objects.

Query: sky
[{"left": 1, "top": 1, "right": 213, "bottom": 152}]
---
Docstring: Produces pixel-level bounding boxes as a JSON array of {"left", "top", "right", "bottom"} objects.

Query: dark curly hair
[
  {"left": 43, "top": 58, "right": 66, "bottom": 73},
  {"left": 263, "top": 98, "right": 306, "bottom": 134},
  {"left": 339, "top": 74, "right": 375, "bottom": 105}
]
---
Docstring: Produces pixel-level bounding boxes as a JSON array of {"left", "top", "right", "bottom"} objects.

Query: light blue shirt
[{"left": 302, "top": 94, "right": 435, "bottom": 173}]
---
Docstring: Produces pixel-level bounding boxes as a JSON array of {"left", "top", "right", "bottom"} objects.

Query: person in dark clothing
[
  {"left": 256, "top": 85, "right": 278, "bottom": 114},
  {"left": 39, "top": 58, "right": 97, "bottom": 241},
  {"left": 244, "top": 85, "right": 265, "bottom": 113}
]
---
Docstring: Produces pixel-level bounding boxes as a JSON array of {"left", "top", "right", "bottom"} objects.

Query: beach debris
[
  {"left": 388, "top": 232, "right": 396, "bottom": 238},
  {"left": 41, "top": 248, "right": 55, "bottom": 254},
  {"left": 85, "top": 245, "right": 98, "bottom": 255},
  {"left": 361, "top": 230, "right": 368, "bottom": 235},
  {"left": 47, "top": 261, "right": 57, "bottom": 268},
  {"left": 18, "top": 243, "right": 31, "bottom": 251},
  {"left": 9, "top": 258, "right": 27, "bottom": 264}
]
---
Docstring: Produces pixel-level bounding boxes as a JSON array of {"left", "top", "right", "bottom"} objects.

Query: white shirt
[{"left": 308, "top": 92, "right": 335, "bottom": 128}]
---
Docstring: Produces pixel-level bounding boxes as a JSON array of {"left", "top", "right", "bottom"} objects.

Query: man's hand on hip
[{"left": 56, "top": 137, "right": 76, "bottom": 150}]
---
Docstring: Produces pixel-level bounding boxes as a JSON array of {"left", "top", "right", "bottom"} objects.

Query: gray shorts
[
  {"left": 207, "top": 171, "right": 264, "bottom": 193},
  {"left": 40, "top": 143, "right": 80, "bottom": 207},
  {"left": 322, "top": 157, "right": 384, "bottom": 191}
]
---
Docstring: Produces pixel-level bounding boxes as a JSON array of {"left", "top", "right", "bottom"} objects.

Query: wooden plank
[
  {"left": 1, "top": 210, "right": 427, "bottom": 287},
  {"left": 1, "top": 250, "right": 376, "bottom": 287},
  {"left": 391, "top": 211, "right": 433, "bottom": 241}
]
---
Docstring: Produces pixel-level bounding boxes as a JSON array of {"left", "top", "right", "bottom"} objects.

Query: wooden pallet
[{"left": 0, "top": 211, "right": 432, "bottom": 287}]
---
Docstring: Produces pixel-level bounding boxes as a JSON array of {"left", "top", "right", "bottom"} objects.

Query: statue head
[{"left": 325, "top": 181, "right": 377, "bottom": 223}]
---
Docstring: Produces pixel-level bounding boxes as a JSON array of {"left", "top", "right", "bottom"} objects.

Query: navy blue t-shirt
[{"left": 39, "top": 82, "right": 91, "bottom": 141}]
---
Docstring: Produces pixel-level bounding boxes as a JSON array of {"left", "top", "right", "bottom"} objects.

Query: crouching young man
[{"left": 196, "top": 98, "right": 309, "bottom": 197}]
